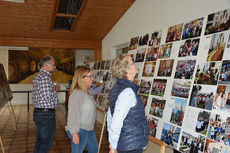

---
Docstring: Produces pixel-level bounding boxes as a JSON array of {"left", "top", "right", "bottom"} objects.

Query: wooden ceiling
[{"left": 0, "top": 0, "right": 135, "bottom": 47}]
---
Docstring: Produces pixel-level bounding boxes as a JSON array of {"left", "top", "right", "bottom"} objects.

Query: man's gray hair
[{"left": 40, "top": 55, "right": 55, "bottom": 68}]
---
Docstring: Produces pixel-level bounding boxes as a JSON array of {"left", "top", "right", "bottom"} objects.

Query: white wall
[
  {"left": 75, "top": 49, "right": 94, "bottom": 66},
  {"left": 102, "top": 0, "right": 230, "bottom": 59}
]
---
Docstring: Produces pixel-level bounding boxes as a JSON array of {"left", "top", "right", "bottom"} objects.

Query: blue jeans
[
  {"left": 33, "top": 109, "right": 56, "bottom": 153},
  {"left": 118, "top": 149, "right": 142, "bottom": 153},
  {"left": 66, "top": 129, "right": 98, "bottom": 153}
]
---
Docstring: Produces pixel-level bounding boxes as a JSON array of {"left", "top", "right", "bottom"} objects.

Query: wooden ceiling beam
[{"left": 0, "top": 36, "right": 101, "bottom": 49}]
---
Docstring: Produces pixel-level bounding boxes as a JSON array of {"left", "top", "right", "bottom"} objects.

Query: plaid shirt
[{"left": 32, "top": 69, "right": 58, "bottom": 109}]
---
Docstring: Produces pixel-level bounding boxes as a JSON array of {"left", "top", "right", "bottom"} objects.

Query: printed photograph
[
  {"left": 100, "top": 60, "right": 105, "bottom": 70},
  {"left": 9, "top": 48, "right": 75, "bottom": 84},
  {"left": 223, "top": 34, "right": 230, "bottom": 60},
  {"left": 204, "top": 8, "right": 230, "bottom": 35},
  {"left": 97, "top": 61, "right": 101, "bottom": 70},
  {"left": 139, "top": 33, "right": 149, "bottom": 46},
  {"left": 149, "top": 97, "right": 165, "bottom": 118},
  {"left": 138, "top": 79, "right": 152, "bottom": 96},
  {"left": 135, "top": 46, "right": 147, "bottom": 62},
  {"left": 161, "top": 122, "right": 181, "bottom": 149},
  {"left": 134, "top": 62, "right": 144, "bottom": 79},
  {"left": 158, "top": 43, "right": 173, "bottom": 59},
  {"left": 145, "top": 46, "right": 159, "bottom": 61},
  {"left": 171, "top": 80, "right": 191, "bottom": 99},
  {"left": 205, "top": 139, "right": 230, "bottom": 153},
  {"left": 195, "top": 111, "right": 211, "bottom": 136},
  {"left": 129, "top": 36, "right": 139, "bottom": 50},
  {"left": 207, "top": 32, "right": 228, "bottom": 62},
  {"left": 148, "top": 30, "right": 162, "bottom": 47},
  {"left": 140, "top": 95, "right": 148, "bottom": 108},
  {"left": 93, "top": 62, "right": 98, "bottom": 70},
  {"left": 189, "top": 85, "right": 217, "bottom": 110},
  {"left": 166, "top": 23, "right": 184, "bottom": 43},
  {"left": 147, "top": 116, "right": 159, "bottom": 137},
  {"left": 170, "top": 98, "right": 187, "bottom": 126},
  {"left": 182, "top": 17, "right": 204, "bottom": 40},
  {"left": 219, "top": 60, "right": 230, "bottom": 84},
  {"left": 157, "top": 59, "right": 174, "bottom": 77},
  {"left": 179, "top": 131, "right": 205, "bottom": 153},
  {"left": 151, "top": 79, "right": 167, "bottom": 97},
  {"left": 142, "top": 61, "right": 156, "bottom": 77},
  {"left": 207, "top": 113, "right": 230, "bottom": 146},
  {"left": 213, "top": 85, "right": 230, "bottom": 112},
  {"left": 0, "top": 64, "right": 13, "bottom": 109},
  {"left": 178, "top": 38, "right": 200, "bottom": 57},
  {"left": 174, "top": 60, "right": 196, "bottom": 79},
  {"left": 104, "top": 60, "right": 111, "bottom": 70},
  {"left": 194, "top": 62, "right": 222, "bottom": 85}
]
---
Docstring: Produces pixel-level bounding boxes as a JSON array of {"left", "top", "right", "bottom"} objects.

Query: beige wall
[{"left": 102, "top": 0, "right": 230, "bottom": 59}]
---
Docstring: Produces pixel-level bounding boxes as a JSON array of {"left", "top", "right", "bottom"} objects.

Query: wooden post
[
  {"left": 7, "top": 99, "right": 17, "bottom": 131},
  {"left": 0, "top": 136, "right": 5, "bottom": 153},
  {"left": 148, "top": 136, "right": 167, "bottom": 153},
  {"left": 96, "top": 108, "right": 107, "bottom": 153}
]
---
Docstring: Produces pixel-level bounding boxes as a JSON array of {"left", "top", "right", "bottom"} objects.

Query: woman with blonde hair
[{"left": 65, "top": 67, "right": 98, "bottom": 153}]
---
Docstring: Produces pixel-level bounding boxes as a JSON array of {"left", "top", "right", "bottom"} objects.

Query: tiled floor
[{"left": 0, "top": 104, "right": 109, "bottom": 153}]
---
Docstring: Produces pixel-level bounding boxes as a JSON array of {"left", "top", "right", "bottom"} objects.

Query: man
[{"left": 32, "top": 55, "right": 60, "bottom": 153}]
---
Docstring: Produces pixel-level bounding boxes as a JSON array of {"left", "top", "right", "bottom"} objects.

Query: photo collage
[{"left": 90, "top": 8, "right": 230, "bottom": 152}]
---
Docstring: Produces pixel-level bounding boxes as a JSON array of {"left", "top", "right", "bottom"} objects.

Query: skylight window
[{"left": 51, "top": 0, "right": 85, "bottom": 31}]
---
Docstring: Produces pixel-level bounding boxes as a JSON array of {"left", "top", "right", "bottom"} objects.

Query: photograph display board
[
  {"left": 91, "top": 8, "right": 230, "bottom": 152},
  {"left": 0, "top": 63, "right": 12, "bottom": 109}
]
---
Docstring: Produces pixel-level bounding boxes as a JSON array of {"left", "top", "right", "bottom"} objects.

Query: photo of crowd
[
  {"left": 151, "top": 79, "right": 167, "bottom": 97},
  {"left": 158, "top": 43, "right": 173, "bottom": 59},
  {"left": 194, "top": 62, "right": 221, "bottom": 85},
  {"left": 219, "top": 60, "right": 230, "bottom": 85},
  {"left": 166, "top": 23, "right": 184, "bottom": 43},
  {"left": 170, "top": 98, "right": 187, "bottom": 126},
  {"left": 135, "top": 46, "right": 147, "bottom": 62},
  {"left": 213, "top": 85, "right": 230, "bottom": 112},
  {"left": 204, "top": 8, "right": 230, "bottom": 35},
  {"left": 161, "top": 122, "right": 181, "bottom": 149},
  {"left": 179, "top": 132, "right": 205, "bottom": 153},
  {"left": 207, "top": 32, "right": 228, "bottom": 62},
  {"left": 195, "top": 111, "right": 210, "bottom": 135},
  {"left": 138, "top": 79, "right": 152, "bottom": 96},
  {"left": 148, "top": 30, "right": 162, "bottom": 47},
  {"left": 171, "top": 80, "right": 191, "bottom": 99},
  {"left": 147, "top": 116, "right": 159, "bottom": 137},
  {"left": 207, "top": 114, "right": 230, "bottom": 146},
  {"left": 145, "top": 46, "right": 159, "bottom": 61},
  {"left": 157, "top": 59, "right": 174, "bottom": 77},
  {"left": 142, "top": 61, "right": 156, "bottom": 77},
  {"left": 189, "top": 85, "right": 217, "bottom": 110},
  {"left": 174, "top": 60, "right": 196, "bottom": 79},
  {"left": 138, "top": 34, "right": 149, "bottom": 46},
  {"left": 178, "top": 38, "right": 200, "bottom": 57},
  {"left": 149, "top": 97, "right": 165, "bottom": 118},
  {"left": 182, "top": 17, "right": 204, "bottom": 40},
  {"left": 140, "top": 95, "right": 148, "bottom": 108},
  {"left": 129, "top": 36, "right": 139, "bottom": 50}
]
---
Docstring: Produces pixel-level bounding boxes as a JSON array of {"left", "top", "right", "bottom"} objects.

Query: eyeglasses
[
  {"left": 48, "top": 62, "right": 56, "bottom": 67},
  {"left": 83, "top": 75, "right": 94, "bottom": 79}
]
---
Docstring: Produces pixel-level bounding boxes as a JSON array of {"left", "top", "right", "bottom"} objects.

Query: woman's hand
[
  {"left": 109, "top": 145, "right": 118, "bottom": 153},
  {"left": 72, "top": 132, "right": 79, "bottom": 144}
]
